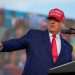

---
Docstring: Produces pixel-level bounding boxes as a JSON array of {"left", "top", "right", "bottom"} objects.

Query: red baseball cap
[{"left": 47, "top": 8, "right": 65, "bottom": 21}]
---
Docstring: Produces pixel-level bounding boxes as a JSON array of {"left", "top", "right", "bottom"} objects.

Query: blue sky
[{"left": 0, "top": 0, "right": 75, "bottom": 19}]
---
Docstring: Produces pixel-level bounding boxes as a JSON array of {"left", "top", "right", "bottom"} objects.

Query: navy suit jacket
[{"left": 2, "top": 29, "right": 72, "bottom": 75}]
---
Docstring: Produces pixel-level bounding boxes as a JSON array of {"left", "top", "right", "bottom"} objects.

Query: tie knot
[{"left": 52, "top": 34, "right": 56, "bottom": 38}]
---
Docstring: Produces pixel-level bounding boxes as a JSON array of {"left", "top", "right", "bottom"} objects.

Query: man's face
[{"left": 47, "top": 19, "right": 62, "bottom": 33}]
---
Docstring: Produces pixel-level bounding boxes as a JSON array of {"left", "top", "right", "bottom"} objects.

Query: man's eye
[{"left": 51, "top": 22, "right": 55, "bottom": 24}]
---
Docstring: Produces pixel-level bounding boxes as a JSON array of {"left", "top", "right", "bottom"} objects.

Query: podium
[{"left": 48, "top": 61, "right": 75, "bottom": 74}]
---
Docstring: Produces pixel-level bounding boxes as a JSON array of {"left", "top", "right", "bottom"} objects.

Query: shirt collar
[{"left": 49, "top": 32, "right": 60, "bottom": 39}]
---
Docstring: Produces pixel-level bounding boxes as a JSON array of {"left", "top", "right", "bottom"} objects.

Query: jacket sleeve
[{"left": 1, "top": 30, "right": 32, "bottom": 52}]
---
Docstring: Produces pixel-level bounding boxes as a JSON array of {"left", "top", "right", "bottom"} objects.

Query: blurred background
[{"left": 0, "top": 0, "right": 75, "bottom": 75}]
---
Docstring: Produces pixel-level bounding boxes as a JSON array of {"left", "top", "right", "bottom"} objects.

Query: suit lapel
[
  {"left": 43, "top": 30, "right": 54, "bottom": 64},
  {"left": 43, "top": 30, "right": 51, "bottom": 53},
  {"left": 55, "top": 36, "right": 65, "bottom": 64}
]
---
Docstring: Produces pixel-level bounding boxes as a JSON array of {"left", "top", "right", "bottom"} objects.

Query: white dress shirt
[{"left": 49, "top": 33, "right": 61, "bottom": 56}]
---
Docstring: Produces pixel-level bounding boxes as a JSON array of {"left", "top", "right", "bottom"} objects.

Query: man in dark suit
[{"left": 0, "top": 8, "right": 72, "bottom": 75}]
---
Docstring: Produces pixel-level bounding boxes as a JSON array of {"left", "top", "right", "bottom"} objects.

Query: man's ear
[{"left": 61, "top": 22, "right": 66, "bottom": 30}]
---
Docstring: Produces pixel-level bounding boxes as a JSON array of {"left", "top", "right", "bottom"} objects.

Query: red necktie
[{"left": 52, "top": 34, "right": 58, "bottom": 63}]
